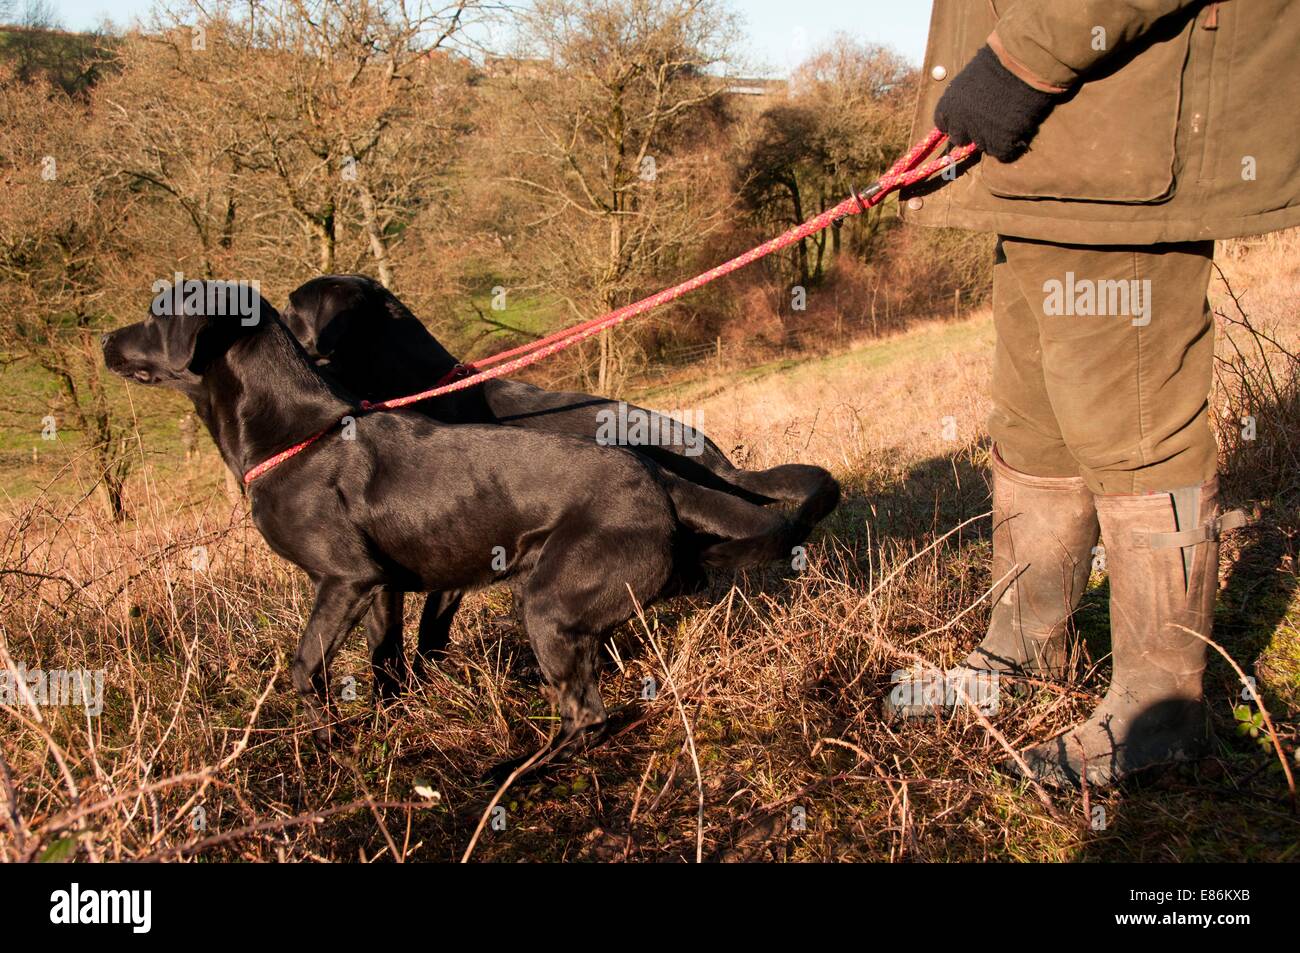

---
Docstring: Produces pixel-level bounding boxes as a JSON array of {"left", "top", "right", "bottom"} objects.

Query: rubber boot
[
  {"left": 1014, "top": 478, "right": 1245, "bottom": 787},
  {"left": 964, "top": 448, "right": 1100, "bottom": 676},
  {"left": 884, "top": 449, "right": 1098, "bottom": 720}
]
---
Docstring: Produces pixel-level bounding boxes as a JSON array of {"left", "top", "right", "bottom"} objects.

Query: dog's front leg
[
  {"left": 363, "top": 588, "right": 408, "bottom": 703},
  {"left": 412, "top": 590, "right": 463, "bottom": 681},
  {"left": 293, "top": 578, "right": 377, "bottom": 745}
]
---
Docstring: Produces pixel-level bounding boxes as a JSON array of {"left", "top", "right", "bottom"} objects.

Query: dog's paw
[
  {"left": 479, "top": 726, "right": 606, "bottom": 787},
  {"left": 480, "top": 753, "right": 536, "bottom": 786},
  {"left": 308, "top": 713, "right": 364, "bottom": 750},
  {"left": 312, "top": 723, "right": 338, "bottom": 748}
]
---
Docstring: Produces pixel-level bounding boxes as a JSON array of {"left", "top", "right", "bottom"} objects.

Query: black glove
[{"left": 934, "top": 45, "right": 1057, "bottom": 163}]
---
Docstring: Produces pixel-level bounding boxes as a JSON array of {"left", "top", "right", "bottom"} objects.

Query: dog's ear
[
  {"left": 284, "top": 276, "right": 377, "bottom": 360},
  {"left": 283, "top": 282, "right": 328, "bottom": 357},
  {"left": 159, "top": 282, "right": 272, "bottom": 376},
  {"left": 160, "top": 312, "right": 209, "bottom": 376}
]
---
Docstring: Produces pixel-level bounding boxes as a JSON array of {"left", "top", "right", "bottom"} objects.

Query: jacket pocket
[{"left": 981, "top": 11, "right": 1194, "bottom": 203}]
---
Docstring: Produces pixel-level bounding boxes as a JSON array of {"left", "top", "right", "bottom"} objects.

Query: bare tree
[
  {"left": 791, "top": 37, "right": 916, "bottom": 255},
  {"left": 18, "top": 0, "right": 56, "bottom": 27},
  {"left": 738, "top": 37, "right": 917, "bottom": 285},
  {"left": 1, "top": 4, "right": 482, "bottom": 520},
  {"left": 137, "top": 0, "right": 481, "bottom": 284},
  {"left": 1, "top": 0, "right": 111, "bottom": 94},
  {"left": 484, "top": 0, "right": 738, "bottom": 390},
  {"left": 92, "top": 29, "right": 252, "bottom": 281}
]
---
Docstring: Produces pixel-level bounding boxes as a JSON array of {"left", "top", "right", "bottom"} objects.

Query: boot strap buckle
[{"left": 1141, "top": 509, "right": 1248, "bottom": 550}]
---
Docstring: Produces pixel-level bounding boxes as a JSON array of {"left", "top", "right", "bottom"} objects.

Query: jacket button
[
  {"left": 907, "top": 197, "right": 924, "bottom": 211},
  {"left": 930, "top": 65, "right": 948, "bottom": 81}
]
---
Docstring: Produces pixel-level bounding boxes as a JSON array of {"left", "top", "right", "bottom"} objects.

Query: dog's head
[
  {"left": 103, "top": 280, "right": 276, "bottom": 393},
  {"left": 280, "top": 274, "right": 393, "bottom": 364},
  {"left": 280, "top": 275, "right": 459, "bottom": 400}
]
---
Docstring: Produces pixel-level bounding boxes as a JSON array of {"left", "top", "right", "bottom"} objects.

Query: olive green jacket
[{"left": 902, "top": 0, "right": 1300, "bottom": 244}]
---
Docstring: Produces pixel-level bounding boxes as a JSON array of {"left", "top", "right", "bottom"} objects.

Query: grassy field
[{"left": 1, "top": 236, "right": 1297, "bottom": 863}]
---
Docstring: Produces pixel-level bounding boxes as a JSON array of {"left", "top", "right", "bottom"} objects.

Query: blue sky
[{"left": 45, "top": 0, "right": 934, "bottom": 72}]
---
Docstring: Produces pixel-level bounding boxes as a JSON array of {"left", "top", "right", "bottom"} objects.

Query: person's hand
[{"left": 935, "top": 46, "right": 1057, "bottom": 163}]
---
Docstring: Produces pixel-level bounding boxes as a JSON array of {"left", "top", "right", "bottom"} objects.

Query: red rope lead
[
  {"left": 244, "top": 130, "right": 976, "bottom": 485},
  {"left": 242, "top": 428, "right": 333, "bottom": 485}
]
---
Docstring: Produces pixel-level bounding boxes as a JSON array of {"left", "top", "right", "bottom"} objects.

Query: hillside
[{"left": 0, "top": 234, "right": 1297, "bottom": 862}]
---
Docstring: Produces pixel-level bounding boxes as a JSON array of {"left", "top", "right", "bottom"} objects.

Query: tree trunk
[
  {"left": 316, "top": 209, "right": 336, "bottom": 273},
  {"left": 48, "top": 339, "right": 130, "bottom": 521},
  {"left": 598, "top": 330, "right": 610, "bottom": 393},
  {"left": 219, "top": 195, "right": 236, "bottom": 250},
  {"left": 95, "top": 455, "right": 126, "bottom": 521},
  {"left": 785, "top": 179, "right": 809, "bottom": 286},
  {"left": 812, "top": 216, "right": 827, "bottom": 281},
  {"left": 357, "top": 182, "right": 393, "bottom": 288},
  {"left": 91, "top": 424, "right": 127, "bottom": 522},
  {"left": 600, "top": 199, "right": 624, "bottom": 393}
]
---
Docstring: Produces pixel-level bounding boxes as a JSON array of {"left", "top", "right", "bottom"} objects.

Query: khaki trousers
[{"left": 989, "top": 237, "right": 1219, "bottom": 495}]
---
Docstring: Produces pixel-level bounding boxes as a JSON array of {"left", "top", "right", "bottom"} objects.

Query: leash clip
[
  {"left": 850, "top": 182, "right": 882, "bottom": 215},
  {"left": 437, "top": 363, "right": 476, "bottom": 388},
  {"left": 850, "top": 184, "right": 869, "bottom": 214}
]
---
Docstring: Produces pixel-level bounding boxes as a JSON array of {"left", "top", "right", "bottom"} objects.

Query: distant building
[{"left": 723, "top": 77, "right": 787, "bottom": 100}]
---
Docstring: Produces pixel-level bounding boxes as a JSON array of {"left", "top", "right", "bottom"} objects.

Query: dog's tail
[{"left": 659, "top": 470, "right": 840, "bottom": 570}]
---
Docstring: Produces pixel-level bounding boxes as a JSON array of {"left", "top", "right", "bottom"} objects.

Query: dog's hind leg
[
  {"left": 412, "top": 590, "right": 463, "bottom": 681},
  {"left": 293, "top": 578, "right": 378, "bottom": 745},
  {"left": 525, "top": 616, "right": 608, "bottom": 758},
  {"left": 481, "top": 616, "right": 607, "bottom": 784},
  {"left": 362, "top": 588, "right": 408, "bottom": 703}
]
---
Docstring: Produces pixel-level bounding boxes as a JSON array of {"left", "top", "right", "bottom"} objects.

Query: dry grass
[{"left": 2, "top": 237, "right": 1298, "bottom": 863}]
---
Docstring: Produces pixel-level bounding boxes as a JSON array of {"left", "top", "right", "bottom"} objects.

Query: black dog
[
  {"left": 102, "top": 282, "right": 817, "bottom": 758},
  {"left": 280, "top": 275, "right": 840, "bottom": 674}
]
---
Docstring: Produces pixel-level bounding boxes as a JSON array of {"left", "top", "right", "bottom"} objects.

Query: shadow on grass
[{"left": 815, "top": 431, "right": 1297, "bottom": 862}]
